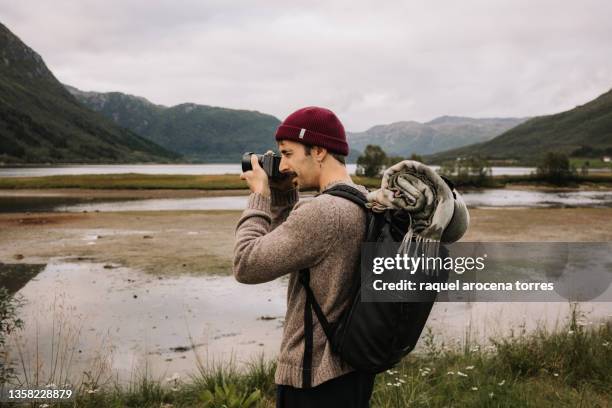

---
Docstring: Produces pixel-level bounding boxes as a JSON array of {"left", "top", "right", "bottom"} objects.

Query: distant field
[
  {"left": 570, "top": 157, "right": 612, "bottom": 169},
  {"left": 0, "top": 173, "right": 383, "bottom": 190}
]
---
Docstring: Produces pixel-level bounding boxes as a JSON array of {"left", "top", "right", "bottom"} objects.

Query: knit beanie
[{"left": 275, "top": 106, "right": 349, "bottom": 156}]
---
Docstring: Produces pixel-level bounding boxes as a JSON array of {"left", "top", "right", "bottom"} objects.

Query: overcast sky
[{"left": 1, "top": 0, "right": 611, "bottom": 131}]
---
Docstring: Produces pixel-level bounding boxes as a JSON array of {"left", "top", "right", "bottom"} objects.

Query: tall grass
[
  {"left": 3, "top": 304, "right": 611, "bottom": 407},
  {"left": 370, "top": 305, "right": 611, "bottom": 407}
]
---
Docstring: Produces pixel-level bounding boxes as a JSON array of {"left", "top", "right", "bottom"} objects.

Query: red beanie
[{"left": 275, "top": 106, "right": 349, "bottom": 156}]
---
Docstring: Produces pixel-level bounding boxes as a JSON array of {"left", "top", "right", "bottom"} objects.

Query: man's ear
[{"left": 313, "top": 146, "right": 328, "bottom": 162}]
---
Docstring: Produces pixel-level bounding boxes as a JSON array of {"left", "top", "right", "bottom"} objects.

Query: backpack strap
[
  {"left": 298, "top": 268, "right": 335, "bottom": 388},
  {"left": 298, "top": 184, "right": 370, "bottom": 388},
  {"left": 321, "top": 184, "right": 368, "bottom": 208}
]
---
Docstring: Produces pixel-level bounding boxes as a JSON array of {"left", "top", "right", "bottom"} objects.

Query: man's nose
[{"left": 279, "top": 157, "right": 290, "bottom": 173}]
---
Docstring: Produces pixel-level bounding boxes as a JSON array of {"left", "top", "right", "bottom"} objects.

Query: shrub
[
  {"left": 356, "top": 145, "right": 388, "bottom": 177},
  {"left": 536, "top": 152, "right": 575, "bottom": 185},
  {"left": 439, "top": 156, "right": 494, "bottom": 187}
]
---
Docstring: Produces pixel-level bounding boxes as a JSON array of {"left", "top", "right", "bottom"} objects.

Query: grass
[
  {"left": 4, "top": 305, "right": 610, "bottom": 407},
  {"left": 0, "top": 174, "right": 246, "bottom": 190},
  {"left": 446, "top": 173, "right": 612, "bottom": 188},
  {"left": 570, "top": 157, "right": 612, "bottom": 170},
  {"left": 0, "top": 174, "right": 384, "bottom": 190}
]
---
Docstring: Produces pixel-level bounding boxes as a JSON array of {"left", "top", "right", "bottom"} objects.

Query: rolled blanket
[{"left": 366, "top": 160, "right": 469, "bottom": 265}]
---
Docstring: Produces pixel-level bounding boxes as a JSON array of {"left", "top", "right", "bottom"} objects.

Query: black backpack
[{"left": 298, "top": 184, "right": 449, "bottom": 388}]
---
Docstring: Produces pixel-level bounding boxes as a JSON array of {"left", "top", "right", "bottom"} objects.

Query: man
[{"left": 234, "top": 106, "right": 375, "bottom": 407}]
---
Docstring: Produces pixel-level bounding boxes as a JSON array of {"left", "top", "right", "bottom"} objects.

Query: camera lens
[{"left": 241, "top": 152, "right": 255, "bottom": 172}]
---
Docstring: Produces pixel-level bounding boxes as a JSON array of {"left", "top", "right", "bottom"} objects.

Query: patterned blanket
[{"left": 366, "top": 160, "right": 469, "bottom": 260}]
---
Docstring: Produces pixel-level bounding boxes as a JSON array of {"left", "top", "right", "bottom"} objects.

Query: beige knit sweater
[{"left": 233, "top": 181, "right": 368, "bottom": 388}]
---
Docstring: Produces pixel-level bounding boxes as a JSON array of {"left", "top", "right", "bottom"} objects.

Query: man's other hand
[{"left": 240, "top": 155, "right": 271, "bottom": 198}]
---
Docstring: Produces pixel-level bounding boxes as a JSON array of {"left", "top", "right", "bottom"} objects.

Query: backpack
[{"left": 298, "top": 183, "right": 450, "bottom": 388}]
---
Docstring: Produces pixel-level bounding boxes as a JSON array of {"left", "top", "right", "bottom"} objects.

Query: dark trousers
[{"left": 276, "top": 371, "right": 376, "bottom": 408}]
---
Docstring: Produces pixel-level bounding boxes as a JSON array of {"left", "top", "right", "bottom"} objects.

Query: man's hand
[
  {"left": 240, "top": 155, "right": 271, "bottom": 198},
  {"left": 263, "top": 150, "right": 295, "bottom": 192}
]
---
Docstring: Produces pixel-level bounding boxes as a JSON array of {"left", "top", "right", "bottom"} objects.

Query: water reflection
[
  {"left": 10, "top": 261, "right": 612, "bottom": 382},
  {"left": 2, "top": 189, "right": 611, "bottom": 213},
  {"left": 0, "top": 164, "right": 543, "bottom": 178}
]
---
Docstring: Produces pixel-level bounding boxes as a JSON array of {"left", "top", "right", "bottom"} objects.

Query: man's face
[{"left": 277, "top": 140, "right": 320, "bottom": 190}]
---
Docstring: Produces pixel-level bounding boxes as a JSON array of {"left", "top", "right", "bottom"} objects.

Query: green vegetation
[
  {"left": 536, "top": 152, "right": 575, "bottom": 185},
  {"left": 67, "top": 86, "right": 281, "bottom": 163},
  {"left": 570, "top": 157, "right": 612, "bottom": 170},
  {"left": 0, "top": 174, "right": 383, "bottom": 190},
  {"left": 0, "top": 171, "right": 610, "bottom": 191},
  {"left": 428, "top": 88, "right": 612, "bottom": 164},
  {"left": 0, "top": 174, "right": 246, "bottom": 190},
  {"left": 0, "top": 287, "right": 24, "bottom": 383},
  {"left": 6, "top": 307, "right": 609, "bottom": 407},
  {"left": 439, "top": 156, "right": 495, "bottom": 188},
  {"left": 356, "top": 145, "right": 389, "bottom": 177},
  {"left": 355, "top": 145, "right": 418, "bottom": 178},
  {"left": 0, "top": 23, "right": 178, "bottom": 164}
]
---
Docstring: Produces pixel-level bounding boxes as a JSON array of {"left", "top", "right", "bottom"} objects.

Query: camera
[{"left": 241, "top": 152, "right": 287, "bottom": 180}]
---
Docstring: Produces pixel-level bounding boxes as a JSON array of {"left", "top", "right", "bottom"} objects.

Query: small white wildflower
[
  {"left": 602, "top": 341, "right": 610, "bottom": 347},
  {"left": 489, "top": 392, "right": 494, "bottom": 398},
  {"left": 394, "top": 383, "right": 401, "bottom": 387},
  {"left": 471, "top": 387, "right": 478, "bottom": 391},
  {"left": 165, "top": 372, "right": 181, "bottom": 383},
  {"left": 568, "top": 330, "right": 574, "bottom": 335},
  {"left": 386, "top": 382, "right": 392, "bottom": 386},
  {"left": 457, "top": 371, "right": 468, "bottom": 377},
  {"left": 447, "top": 371, "right": 455, "bottom": 375},
  {"left": 398, "top": 379, "right": 406, "bottom": 384},
  {"left": 553, "top": 373, "right": 559, "bottom": 377},
  {"left": 465, "top": 365, "right": 475, "bottom": 370},
  {"left": 498, "top": 380, "right": 505, "bottom": 386}
]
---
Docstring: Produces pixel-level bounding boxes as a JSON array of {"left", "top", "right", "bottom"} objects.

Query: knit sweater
[{"left": 233, "top": 181, "right": 368, "bottom": 388}]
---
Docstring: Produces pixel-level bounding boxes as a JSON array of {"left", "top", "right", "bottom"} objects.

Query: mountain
[
  {"left": 0, "top": 22, "right": 178, "bottom": 164},
  {"left": 428, "top": 89, "right": 612, "bottom": 164},
  {"left": 67, "top": 86, "right": 281, "bottom": 162},
  {"left": 347, "top": 116, "right": 527, "bottom": 158}
]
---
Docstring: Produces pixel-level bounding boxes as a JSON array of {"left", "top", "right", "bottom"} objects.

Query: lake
[
  {"left": 1, "top": 189, "right": 612, "bottom": 213},
  {"left": 0, "top": 164, "right": 539, "bottom": 177},
  {"left": 11, "top": 260, "right": 612, "bottom": 382}
]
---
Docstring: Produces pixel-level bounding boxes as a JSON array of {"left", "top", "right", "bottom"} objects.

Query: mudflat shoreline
[{"left": 1, "top": 207, "right": 611, "bottom": 276}]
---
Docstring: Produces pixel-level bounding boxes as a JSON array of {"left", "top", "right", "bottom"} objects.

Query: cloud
[{"left": 1, "top": 0, "right": 611, "bottom": 131}]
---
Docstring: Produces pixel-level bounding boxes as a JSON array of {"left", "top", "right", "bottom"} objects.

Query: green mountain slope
[
  {"left": 0, "top": 22, "right": 178, "bottom": 164},
  {"left": 67, "top": 86, "right": 281, "bottom": 162},
  {"left": 347, "top": 116, "right": 527, "bottom": 157},
  {"left": 428, "top": 89, "right": 612, "bottom": 163}
]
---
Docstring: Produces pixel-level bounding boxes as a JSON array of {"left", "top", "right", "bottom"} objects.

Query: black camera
[{"left": 241, "top": 152, "right": 287, "bottom": 180}]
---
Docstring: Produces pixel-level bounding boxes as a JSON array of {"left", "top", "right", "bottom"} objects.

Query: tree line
[{"left": 356, "top": 144, "right": 595, "bottom": 186}]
